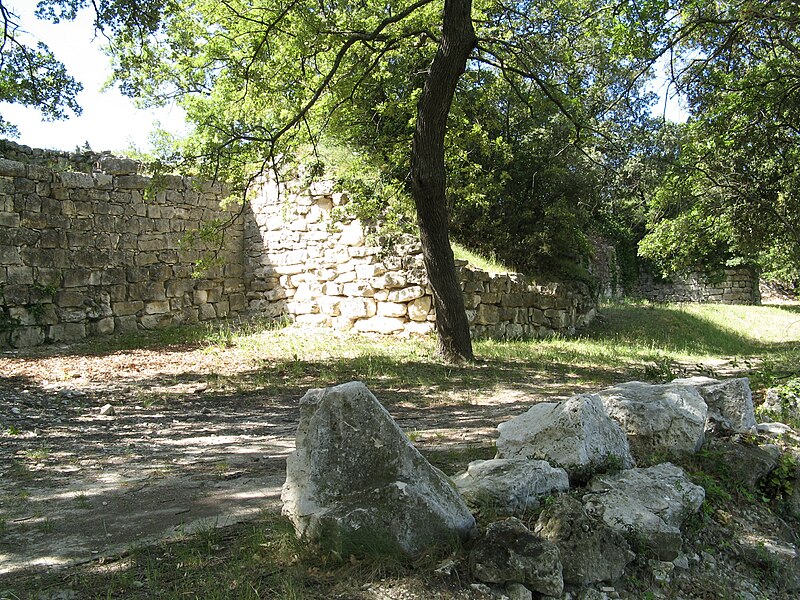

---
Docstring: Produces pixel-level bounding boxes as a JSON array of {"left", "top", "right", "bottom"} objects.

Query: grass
[
  {"left": 8, "top": 301, "right": 800, "bottom": 598},
  {"left": 451, "top": 241, "right": 512, "bottom": 274}
]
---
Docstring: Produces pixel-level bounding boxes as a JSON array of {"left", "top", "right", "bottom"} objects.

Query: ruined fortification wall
[
  {"left": 244, "top": 179, "right": 596, "bottom": 339},
  {"left": 1, "top": 141, "right": 595, "bottom": 348},
  {"left": 635, "top": 267, "right": 760, "bottom": 305},
  {"left": 0, "top": 144, "right": 245, "bottom": 348}
]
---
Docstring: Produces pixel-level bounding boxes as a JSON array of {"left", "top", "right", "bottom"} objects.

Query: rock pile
[{"left": 282, "top": 376, "right": 799, "bottom": 598}]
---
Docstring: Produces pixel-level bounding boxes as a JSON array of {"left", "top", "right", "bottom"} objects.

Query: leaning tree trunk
[{"left": 410, "top": 0, "right": 477, "bottom": 362}]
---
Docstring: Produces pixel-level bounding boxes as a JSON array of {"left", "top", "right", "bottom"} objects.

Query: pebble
[
  {"left": 99, "top": 404, "right": 115, "bottom": 416},
  {"left": 757, "top": 422, "right": 793, "bottom": 435},
  {"left": 673, "top": 554, "right": 690, "bottom": 570}
]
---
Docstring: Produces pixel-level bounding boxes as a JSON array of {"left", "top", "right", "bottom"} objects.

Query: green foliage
[
  {"left": 0, "top": 3, "right": 83, "bottom": 135},
  {"left": 762, "top": 453, "right": 798, "bottom": 502},
  {"left": 638, "top": 1, "right": 800, "bottom": 283}
]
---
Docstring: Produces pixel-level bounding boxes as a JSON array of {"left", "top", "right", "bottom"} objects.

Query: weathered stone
[
  {"left": 452, "top": 458, "right": 569, "bottom": 516},
  {"left": 353, "top": 316, "right": 405, "bottom": 334},
  {"left": 376, "top": 302, "right": 407, "bottom": 318},
  {"left": 534, "top": 495, "right": 635, "bottom": 585},
  {"left": 469, "top": 517, "right": 563, "bottom": 597},
  {"left": 281, "top": 382, "right": 476, "bottom": 556},
  {"left": 598, "top": 381, "right": 707, "bottom": 461},
  {"left": 584, "top": 463, "right": 705, "bottom": 561},
  {"left": 10, "top": 326, "right": 45, "bottom": 348},
  {"left": 340, "top": 298, "right": 376, "bottom": 319},
  {"left": 387, "top": 286, "right": 425, "bottom": 303},
  {"left": 673, "top": 376, "right": 757, "bottom": 434},
  {"left": 496, "top": 394, "right": 634, "bottom": 480},
  {"left": 98, "top": 156, "right": 139, "bottom": 175},
  {"left": 704, "top": 439, "right": 779, "bottom": 491},
  {"left": 407, "top": 296, "right": 432, "bottom": 321}
]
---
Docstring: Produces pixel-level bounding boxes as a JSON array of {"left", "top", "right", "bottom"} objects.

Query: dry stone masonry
[
  {"left": 0, "top": 145, "right": 246, "bottom": 348},
  {"left": 634, "top": 266, "right": 760, "bottom": 304},
  {"left": 0, "top": 142, "right": 595, "bottom": 348},
  {"left": 244, "top": 176, "right": 596, "bottom": 339}
]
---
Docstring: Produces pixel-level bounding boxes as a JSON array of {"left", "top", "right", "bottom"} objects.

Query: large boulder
[
  {"left": 452, "top": 458, "right": 569, "bottom": 517},
  {"left": 281, "top": 381, "right": 476, "bottom": 556},
  {"left": 534, "top": 495, "right": 635, "bottom": 586},
  {"left": 583, "top": 463, "right": 705, "bottom": 561},
  {"left": 598, "top": 381, "right": 707, "bottom": 461},
  {"left": 673, "top": 376, "right": 757, "bottom": 434},
  {"left": 495, "top": 394, "right": 634, "bottom": 480},
  {"left": 470, "top": 517, "right": 564, "bottom": 598}
]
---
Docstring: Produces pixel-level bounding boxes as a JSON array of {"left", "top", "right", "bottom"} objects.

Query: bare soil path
[{"left": 0, "top": 340, "right": 549, "bottom": 577}]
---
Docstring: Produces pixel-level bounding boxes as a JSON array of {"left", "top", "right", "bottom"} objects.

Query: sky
[
  {"left": 1, "top": 2, "right": 689, "bottom": 155},
  {"left": 1, "top": 1, "right": 187, "bottom": 154}
]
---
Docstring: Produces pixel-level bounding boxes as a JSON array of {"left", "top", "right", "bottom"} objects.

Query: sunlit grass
[
  {"left": 9, "top": 301, "right": 800, "bottom": 598},
  {"left": 451, "top": 241, "right": 512, "bottom": 274}
]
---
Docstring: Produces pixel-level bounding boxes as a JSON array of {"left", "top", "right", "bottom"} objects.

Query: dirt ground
[{"left": 0, "top": 340, "right": 545, "bottom": 578}]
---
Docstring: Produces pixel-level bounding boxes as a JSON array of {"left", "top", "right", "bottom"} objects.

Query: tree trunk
[{"left": 410, "top": 0, "right": 476, "bottom": 362}]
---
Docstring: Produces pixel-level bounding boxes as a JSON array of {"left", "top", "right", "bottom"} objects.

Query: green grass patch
[
  {"left": 452, "top": 241, "right": 512, "bottom": 274},
  {"left": 6, "top": 511, "right": 460, "bottom": 599}
]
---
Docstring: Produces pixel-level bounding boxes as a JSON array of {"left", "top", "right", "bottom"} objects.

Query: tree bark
[{"left": 410, "top": 0, "right": 477, "bottom": 362}]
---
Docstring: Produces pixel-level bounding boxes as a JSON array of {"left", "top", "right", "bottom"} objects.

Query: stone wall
[
  {"left": 0, "top": 150, "right": 246, "bottom": 348},
  {"left": 0, "top": 141, "right": 595, "bottom": 348},
  {"left": 635, "top": 267, "right": 760, "bottom": 304},
  {"left": 244, "top": 178, "right": 596, "bottom": 339}
]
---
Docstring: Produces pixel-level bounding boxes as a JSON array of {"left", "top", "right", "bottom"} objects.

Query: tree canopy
[
  {"left": 0, "top": 1, "right": 82, "bottom": 135},
  {"left": 6, "top": 0, "right": 800, "bottom": 354},
  {"left": 639, "top": 0, "right": 800, "bottom": 283}
]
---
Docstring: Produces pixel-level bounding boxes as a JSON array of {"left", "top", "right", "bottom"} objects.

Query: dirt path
[{"left": 0, "top": 343, "right": 547, "bottom": 576}]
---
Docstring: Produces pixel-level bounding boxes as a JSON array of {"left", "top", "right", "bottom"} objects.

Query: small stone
[
  {"left": 99, "top": 404, "right": 115, "bottom": 416},
  {"left": 757, "top": 422, "right": 794, "bottom": 435},
  {"left": 505, "top": 582, "right": 533, "bottom": 600},
  {"left": 673, "top": 554, "right": 690, "bottom": 569},
  {"left": 11, "top": 407, "right": 20, "bottom": 415}
]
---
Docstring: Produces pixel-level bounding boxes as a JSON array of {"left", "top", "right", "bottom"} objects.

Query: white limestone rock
[
  {"left": 598, "top": 381, "right": 707, "bottom": 461},
  {"left": 534, "top": 494, "right": 635, "bottom": 585},
  {"left": 469, "top": 517, "right": 563, "bottom": 597},
  {"left": 353, "top": 316, "right": 406, "bottom": 334},
  {"left": 281, "top": 382, "right": 475, "bottom": 556},
  {"left": 452, "top": 458, "right": 569, "bottom": 516},
  {"left": 495, "top": 394, "right": 634, "bottom": 480},
  {"left": 673, "top": 376, "right": 757, "bottom": 434},
  {"left": 583, "top": 463, "right": 705, "bottom": 561}
]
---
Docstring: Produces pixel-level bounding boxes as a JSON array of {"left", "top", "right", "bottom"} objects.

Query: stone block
[
  {"left": 353, "top": 316, "right": 405, "bottom": 334},
  {"left": 99, "top": 156, "right": 139, "bottom": 175},
  {"left": 116, "top": 174, "right": 150, "bottom": 189},
  {"left": 199, "top": 303, "right": 217, "bottom": 320},
  {"left": 0, "top": 245, "right": 22, "bottom": 266},
  {"left": 145, "top": 301, "right": 171, "bottom": 315},
  {"left": 0, "top": 212, "right": 20, "bottom": 228},
  {"left": 48, "top": 322, "right": 87, "bottom": 342},
  {"left": 11, "top": 326, "right": 45, "bottom": 348},
  {"left": 340, "top": 297, "right": 376, "bottom": 319},
  {"left": 387, "top": 285, "right": 425, "bottom": 303},
  {"left": 2, "top": 284, "right": 29, "bottom": 304},
  {"left": 404, "top": 320, "right": 434, "bottom": 335},
  {"left": 6, "top": 266, "right": 33, "bottom": 285},
  {"left": 58, "top": 171, "right": 94, "bottom": 188},
  {"left": 56, "top": 290, "right": 85, "bottom": 308},
  {"left": 377, "top": 302, "right": 407, "bottom": 318},
  {"left": 140, "top": 313, "right": 174, "bottom": 329},
  {"left": 0, "top": 159, "right": 26, "bottom": 177},
  {"left": 113, "top": 301, "right": 143, "bottom": 316},
  {"left": 343, "top": 281, "right": 375, "bottom": 297},
  {"left": 114, "top": 315, "right": 139, "bottom": 333},
  {"left": 408, "top": 296, "right": 432, "bottom": 321},
  {"left": 475, "top": 303, "right": 500, "bottom": 325}
]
